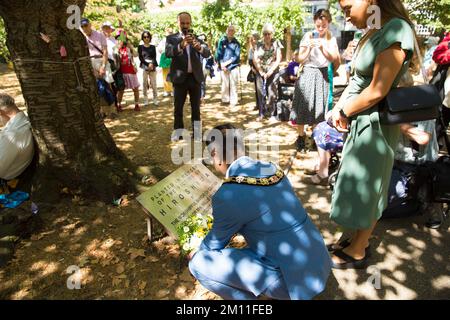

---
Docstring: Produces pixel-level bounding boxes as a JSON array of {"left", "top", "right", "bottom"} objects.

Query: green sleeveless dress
[{"left": 330, "top": 18, "right": 415, "bottom": 229}]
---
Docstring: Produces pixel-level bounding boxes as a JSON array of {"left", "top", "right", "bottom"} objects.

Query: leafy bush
[{"left": 0, "top": 17, "right": 9, "bottom": 62}]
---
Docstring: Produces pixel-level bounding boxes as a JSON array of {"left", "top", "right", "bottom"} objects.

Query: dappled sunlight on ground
[{"left": 1, "top": 64, "right": 449, "bottom": 300}]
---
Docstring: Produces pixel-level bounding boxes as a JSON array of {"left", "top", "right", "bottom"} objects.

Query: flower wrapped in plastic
[{"left": 176, "top": 213, "right": 213, "bottom": 254}]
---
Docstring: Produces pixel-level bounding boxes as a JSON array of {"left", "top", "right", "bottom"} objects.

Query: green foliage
[
  {"left": 200, "top": 0, "right": 305, "bottom": 59},
  {"left": 0, "top": 17, "right": 8, "bottom": 62},
  {"left": 330, "top": 0, "right": 450, "bottom": 31},
  {"left": 404, "top": 0, "right": 450, "bottom": 31}
]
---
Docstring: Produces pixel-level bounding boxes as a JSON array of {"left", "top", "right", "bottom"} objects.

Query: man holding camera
[{"left": 165, "top": 12, "right": 211, "bottom": 140}]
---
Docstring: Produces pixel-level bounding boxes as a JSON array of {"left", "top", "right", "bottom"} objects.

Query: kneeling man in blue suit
[{"left": 188, "top": 124, "right": 331, "bottom": 300}]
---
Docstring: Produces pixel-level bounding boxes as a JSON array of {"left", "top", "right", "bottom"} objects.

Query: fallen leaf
[
  {"left": 116, "top": 263, "right": 125, "bottom": 274},
  {"left": 127, "top": 248, "right": 146, "bottom": 260},
  {"left": 79, "top": 256, "right": 90, "bottom": 267},
  {"left": 30, "top": 234, "right": 45, "bottom": 241},
  {"left": 112, "top": 277, "right": 122, "bottom": 287},
  {"left": 145, "top": 256, "right": 159, "bottom": 263},
  {"left": 138, "top": 280, "right": 147, "bottom": 290}
]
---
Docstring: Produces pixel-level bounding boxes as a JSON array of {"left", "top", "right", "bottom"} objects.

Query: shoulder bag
[{"left": 378, "top": 35, "right": 440, "bottom": 125}]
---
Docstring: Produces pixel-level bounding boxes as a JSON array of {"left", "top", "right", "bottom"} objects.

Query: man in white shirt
[
  {"left": 0, "top": 93, "right": 34, "bottom": 181},
  {"left": 165, "top": 12, "right": 211, "bottom": 138}
]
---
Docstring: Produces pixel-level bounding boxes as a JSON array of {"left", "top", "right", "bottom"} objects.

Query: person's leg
[
  {"left": 332, "top": 221, "right": 376, "bottom": 264},
  {"left": 221, "top": 71, "right": 230, "bottom": 103},
  {"left": 267, "top": 73, "right": 278, "bottom": 117},
  {"left": 253, "top": 78, "right": 260, "bottom": 110},
  {"left": 142, "top": 70, "right": 149, "bottom": 105},
  {"left": 162, "top": 68, "right": 170, "bottom": 95},
  {"left": 188, "top": 76, "right": 202, "bottom": 131},
  {"left": 230, "top": 68, "right": 239, "bottom": 106},
  {"left": 150, "top": 71, "right": 158, "bottom": 104},
  {"left": 133, "top": 88, "right": 140, "bottom": 111},
  {"left": 117, "top": 90, "right": 124, "bottom": 106},
  {"left": 189, "top": 248, "right": 289, "bottom": 300},
  {"left": 255, "top": 74, "right": 265, "bottom": 118},
  {"left": 317, "top": 148, "right": 330, "bottom": 178},
  {"left": 173, "top": 83, "right": 188, "bottom": 130}
]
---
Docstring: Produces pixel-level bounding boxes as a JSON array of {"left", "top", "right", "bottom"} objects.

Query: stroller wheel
[{"left": 328, "top": 171, "right": 338, "bottom": 190}]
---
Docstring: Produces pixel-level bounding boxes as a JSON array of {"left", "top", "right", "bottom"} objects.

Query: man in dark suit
[{"left": 166, "top": 12, "right": 211, "bottom": 140}]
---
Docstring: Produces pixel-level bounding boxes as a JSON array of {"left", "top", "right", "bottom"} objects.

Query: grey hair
[
  {"left": 0, "top": 92, "right": 17, "bottom": 111},
  {"left": 250, "top": 31, "right": 260, "bottom": 40},
  {"left": 262, "top": 23, "right": 275, "bottom": 34}
]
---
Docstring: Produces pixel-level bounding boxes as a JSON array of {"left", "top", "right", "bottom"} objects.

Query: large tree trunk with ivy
[{"left": 0, "top": 0, "right": 135, "bottom": 203}]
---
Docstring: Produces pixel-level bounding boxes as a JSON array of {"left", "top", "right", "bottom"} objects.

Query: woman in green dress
[{"left": 328, "top": 0, "right": 416, "bottom": 269}]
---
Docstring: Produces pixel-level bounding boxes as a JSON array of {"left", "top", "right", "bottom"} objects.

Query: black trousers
[
  {"left": 173, "top": 74, "right": 201, "bottom": 130},
  {"left": 255, "top": 72, "right": 278, "bottom": 118}
]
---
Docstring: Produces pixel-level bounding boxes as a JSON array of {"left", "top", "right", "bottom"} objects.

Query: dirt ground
[{"left": 0, "top": 64, "right": 449, "bottom": 300}]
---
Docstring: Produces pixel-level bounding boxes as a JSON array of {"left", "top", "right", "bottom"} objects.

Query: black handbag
[
  {"left": 378, "top": 84, "right": 441, "bottom": 125},
  {"left": 247, "top": 70, "right": 256, "bottom": 82},
  {"left": 378, "top": 36, "right": 441, "bottom": 125}
]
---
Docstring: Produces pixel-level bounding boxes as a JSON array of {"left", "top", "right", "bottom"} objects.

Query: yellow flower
[{"left": 247, "top": 178, "right": 257, "bottom": 185}]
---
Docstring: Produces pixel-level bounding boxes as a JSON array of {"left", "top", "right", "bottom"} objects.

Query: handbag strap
[{"left": 413, "top": 33, "right": 428, "bottom": 84}]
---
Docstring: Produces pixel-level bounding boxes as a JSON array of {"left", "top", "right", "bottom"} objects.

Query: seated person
[
  {"left": 188, "top": 124, "right": 331, "bottom": 300},
  {"left": 0, "top": 93, "right": 35, "bottom": 183},
  {"left": 286, "top": 49, "right": 300, "bottom": 83},
  {"left": 383, "top": 120, "right": 441, "bottom": 227},
  {"left": 304, "top": 118, "right": 344, "bottom": 186}
]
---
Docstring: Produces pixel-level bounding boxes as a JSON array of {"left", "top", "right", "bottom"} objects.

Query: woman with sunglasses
[
  {"left": 138, "top": 31, "right": 159, "bottom": 106},
  {"left": 253, "top": 24, "right": 283, "bottom": 120}
]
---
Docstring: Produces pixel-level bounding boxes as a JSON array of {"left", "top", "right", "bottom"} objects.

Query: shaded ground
[{"left": 0, "top": 64, "right": 449, "bottom": 300}]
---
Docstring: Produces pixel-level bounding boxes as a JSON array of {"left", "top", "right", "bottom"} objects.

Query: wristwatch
[{"left": 339, "top": 108, "right": 349, "bottom": 119}]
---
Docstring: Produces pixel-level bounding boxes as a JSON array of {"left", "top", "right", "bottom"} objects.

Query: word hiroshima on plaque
[{"left": 137, "top": 164, "right": 222, "bottom": 241}]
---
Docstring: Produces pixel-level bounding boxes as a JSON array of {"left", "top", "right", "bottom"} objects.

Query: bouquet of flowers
[{"left": 176, "top": 213, "right": 213, "bottom": 254}]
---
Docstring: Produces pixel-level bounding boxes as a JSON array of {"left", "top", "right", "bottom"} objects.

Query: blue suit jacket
[{"left": 200, "top": 157, "right": 331, "bottom": 300}]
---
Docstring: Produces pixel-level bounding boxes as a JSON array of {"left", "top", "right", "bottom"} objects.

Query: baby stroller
[{"left": 274, "top": 67, "right": 296, "bottom": 122}]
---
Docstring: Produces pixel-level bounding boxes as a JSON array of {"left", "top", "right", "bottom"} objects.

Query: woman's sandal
[
  {"left": 327, "top": 239, "right": 371, "bottom": 257},
  {"left": 331, "top": 248, "right": 370, "bottom": 270},
  {"left": 304, "top": 174, "right": 329, "bottom": 186}
]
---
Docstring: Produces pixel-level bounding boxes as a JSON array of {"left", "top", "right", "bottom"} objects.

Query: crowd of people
[{"left": 1, "top": 0, "right": 450, "bottom": 301}]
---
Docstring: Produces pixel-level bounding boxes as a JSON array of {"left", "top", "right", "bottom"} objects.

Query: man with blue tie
[
  {"left": 188, "top": 124, "right": 332, "bottom": 300},
  {"left": 165, "top": 12, "right": 211, "bottom": 140}
]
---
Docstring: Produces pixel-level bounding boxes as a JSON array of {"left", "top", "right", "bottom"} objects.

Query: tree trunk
[
  {"left": 285, "top": 26, "right": 292, "bottom": 62},
  {"left": 0, "top": 0, "right": 135, "bottom": 203}
]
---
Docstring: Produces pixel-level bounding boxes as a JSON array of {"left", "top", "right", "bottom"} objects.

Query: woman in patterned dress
[{"left": 290, "top": 9, "right": 340, "bottom": 151}]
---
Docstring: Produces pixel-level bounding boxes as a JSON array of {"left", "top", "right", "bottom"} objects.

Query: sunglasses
[
  {"left": 143, "top": 36, "right": 150, "bottom": 39},
  {"left": 263, "top": 33, "right": 272, "bottom": 36}
]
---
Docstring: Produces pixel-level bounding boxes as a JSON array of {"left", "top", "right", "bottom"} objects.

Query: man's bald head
[{"left": 177, "top": 12, "right": 192, "bottom": 34}]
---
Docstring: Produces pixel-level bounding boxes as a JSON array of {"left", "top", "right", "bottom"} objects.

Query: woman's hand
[
  {"left": 263, "top": 71, "right": 271, "bottom": 80},
  {"left": 331, "top": 107, "right": 349, "bottom": 133}
]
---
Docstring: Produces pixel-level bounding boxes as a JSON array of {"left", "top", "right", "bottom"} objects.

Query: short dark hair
[
  {"left": 177, "top": 12, "right": 192, "bottom": 20},
  {"left": 0, "top": 92, "right": 18, "bottom": 112},
  {"left": 314, "top": 9, "right": 332, "bottom": 23},
  {"left": 206, "top": 124, "right": 245, "bottom": 163},
  {"left": 141, "top": 31, "right": 152, "bottom": 42}
]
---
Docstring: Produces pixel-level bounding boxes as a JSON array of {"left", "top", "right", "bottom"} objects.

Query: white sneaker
[
  {"left": 153, "top": 98, "right": 159, "bottom": 106},
  {"left": 163, "top": 92, "right": 169, "bottom": 97},
  {"left": 170, "top": 92, "right": 174, "bottom": 97},
  {"left": 143, "top": 97, "right": 149, "bottom": 106}
]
